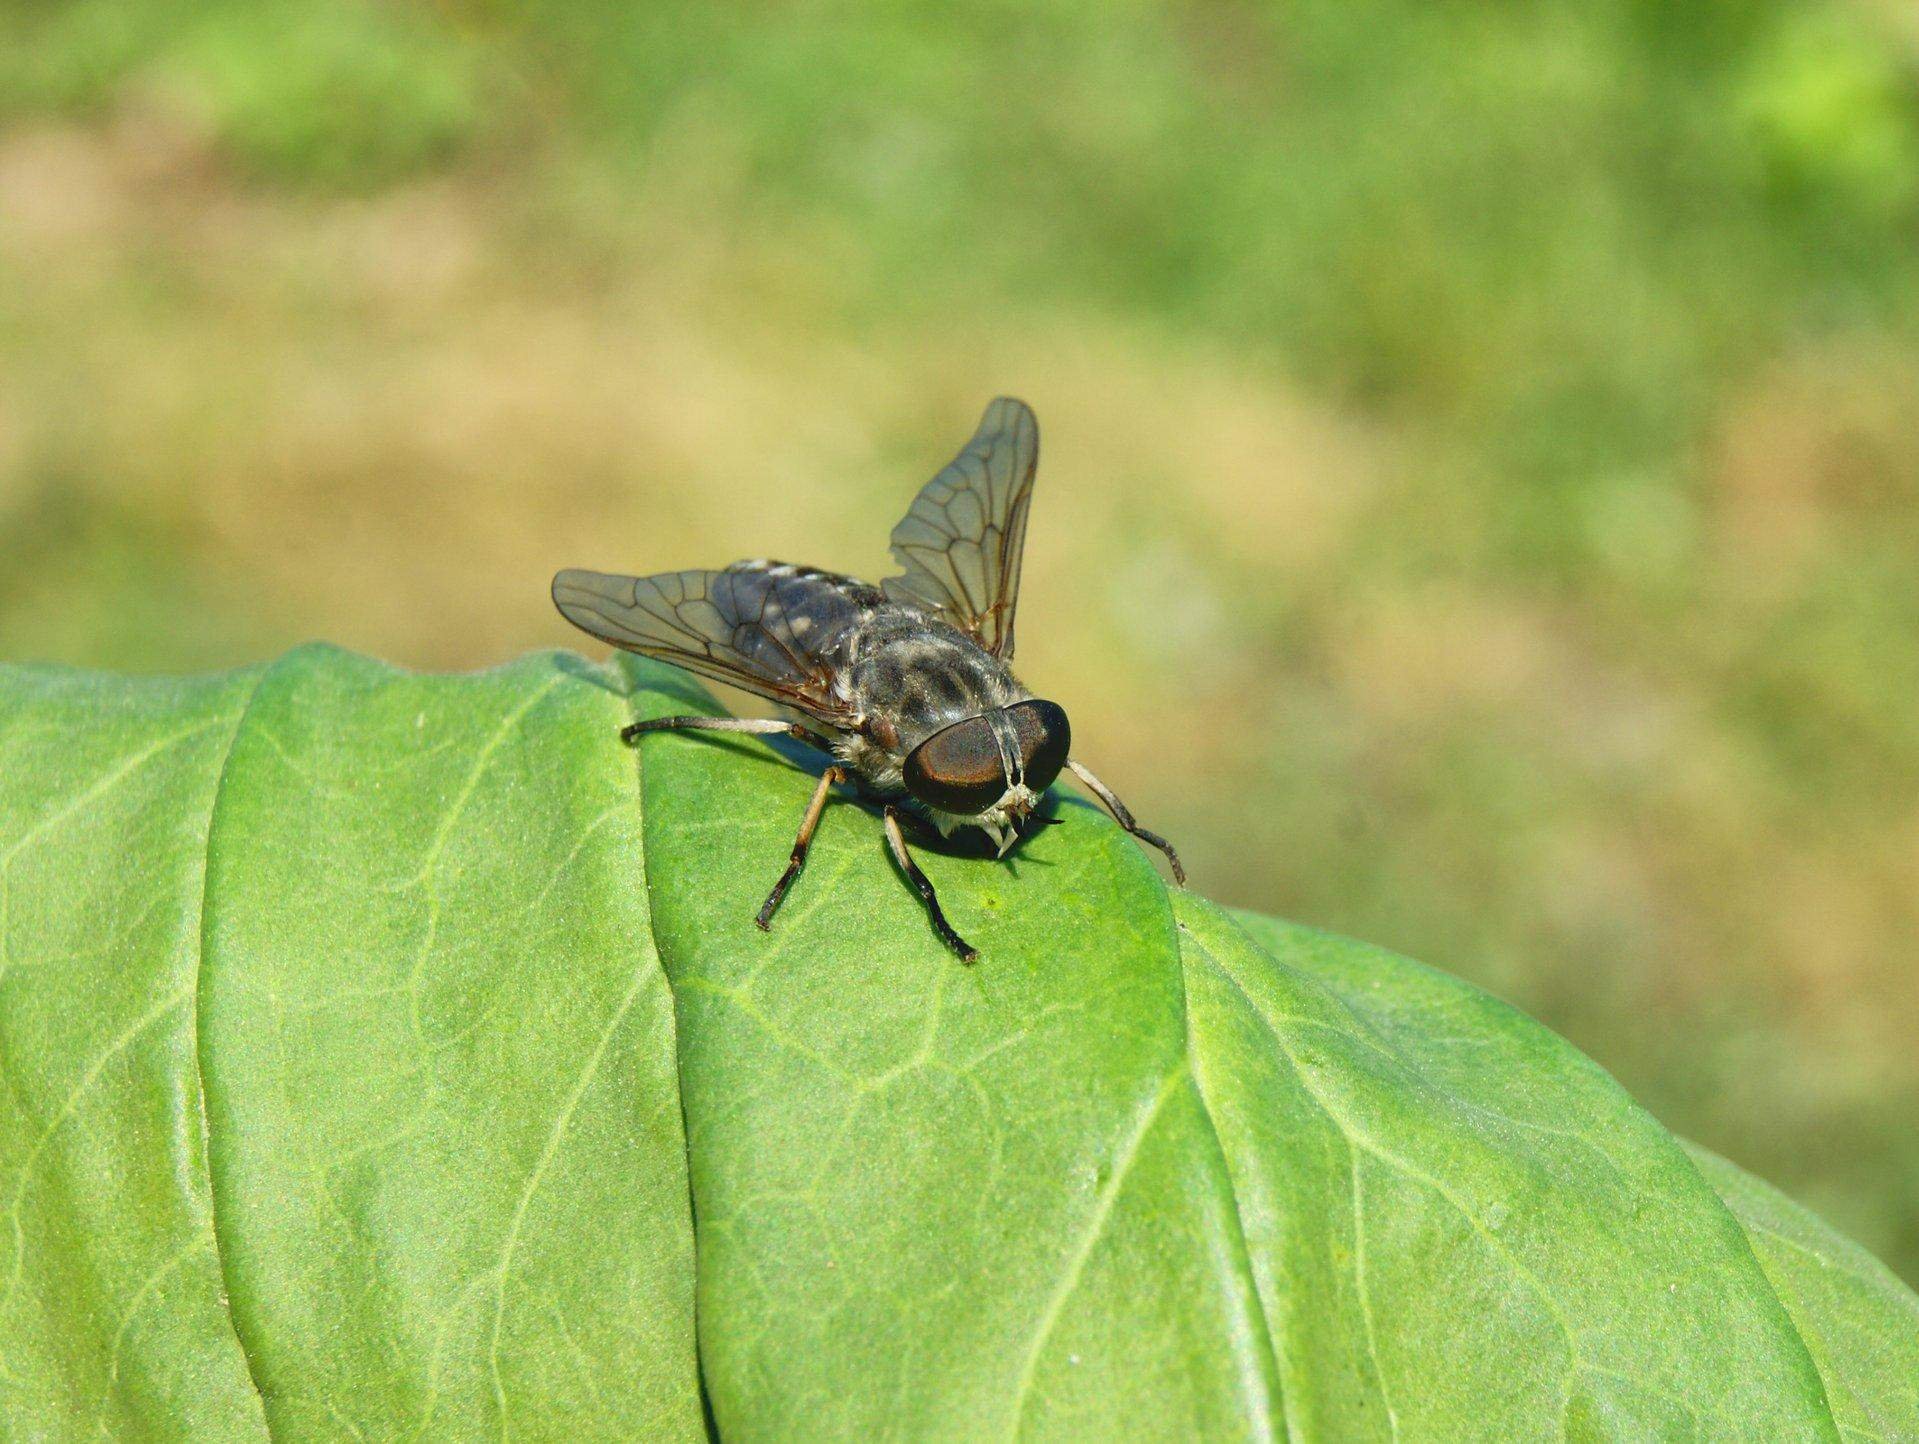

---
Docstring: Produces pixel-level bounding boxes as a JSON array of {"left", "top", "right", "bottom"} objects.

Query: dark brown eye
[
  {"left": 1006, "top": 699, "right": 1070, "bottom": 793},
  {"left": 903, "top": 716, "right": 1007, "bottom": 815}
]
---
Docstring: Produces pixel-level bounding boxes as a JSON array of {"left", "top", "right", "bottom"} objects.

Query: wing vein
[{"left": 882, "top": 398, "right": 1038, "bottom": 659}]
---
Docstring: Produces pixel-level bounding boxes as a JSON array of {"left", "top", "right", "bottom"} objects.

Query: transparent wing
[
  {"left": 882, "top": 396, "right": 1038, "bottom": 659},
  {"left": 551, "top": 565, "right": 859, "bottom": 726}
]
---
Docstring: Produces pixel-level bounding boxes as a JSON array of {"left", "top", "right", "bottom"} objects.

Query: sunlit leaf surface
[{"left": 0, "top": 649, "right": 1913, "bottom": 1439}]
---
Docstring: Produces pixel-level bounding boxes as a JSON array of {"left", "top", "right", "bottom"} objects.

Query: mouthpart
[{"left": 981, "top": 785, "right": 1043, "bottom": 855}]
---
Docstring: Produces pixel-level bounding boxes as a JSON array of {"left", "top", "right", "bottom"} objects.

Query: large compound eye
[
  {"left": 903, "top": 715, "right": 1007, "bottom": 816},
  {"left": 1006, "top": 699, "right": 1070, "bottom": 793}
]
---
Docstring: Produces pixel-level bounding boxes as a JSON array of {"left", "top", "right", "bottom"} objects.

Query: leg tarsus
[
  {"left": 884, "top": 806, "right": 978, "bottom": 962},
  {"left": 1129, "top": 825, "right": 1185, "bottom": 886},
  {"left": 1064, "top": 758, "right": 1186, "bottom": 885},
  {"left": 755, "top": 766, "right": 845, "bottom": 930}
]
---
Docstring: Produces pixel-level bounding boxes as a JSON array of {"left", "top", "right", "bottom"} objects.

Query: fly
[{"left": 552, "top": 397, "right": 1182, "bottom": 961}]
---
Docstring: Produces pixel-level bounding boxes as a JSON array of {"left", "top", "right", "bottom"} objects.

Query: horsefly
[{"left": 552, "top": 398, "right": 1181, "bottom": 961}]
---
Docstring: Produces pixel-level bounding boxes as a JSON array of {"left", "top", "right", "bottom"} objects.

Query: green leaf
[
  {"left": 1, "top": 649, "right": 699, "bottom": 1440},
  {"left": 2, "top": 647, "right": 1915, "bottom": 1439},
  {"left": 1684, "top": 1144, "right": 1919, "bottom": 1443}
]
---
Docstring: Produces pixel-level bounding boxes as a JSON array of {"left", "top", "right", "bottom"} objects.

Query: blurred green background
[{"left": 3, "top": 0, "right": 1916, "bottom": 1283}]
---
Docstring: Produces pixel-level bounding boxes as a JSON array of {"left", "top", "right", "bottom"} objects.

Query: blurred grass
[{"left": 2, "top": 0, "right": 1917, "bottom": 1282}]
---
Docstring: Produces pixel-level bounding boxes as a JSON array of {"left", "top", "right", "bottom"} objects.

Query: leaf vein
[
  {"left": 1007, "top": 1066, "right": 1181, "bottom": 1436},
  {"left": 1349, "top": 1151, "right": 1400, "bottom": 1441},
  {"left": 488, "top": 963, "right": 659, "bottom": 1442}
]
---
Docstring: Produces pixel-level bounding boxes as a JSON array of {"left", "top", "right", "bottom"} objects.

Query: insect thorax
[
  {"left": 843, "top": 609, "right": 1022, "bottom": 750},
  {"left": 722, "top": 561, "right": 1026, "bottom": 793}
]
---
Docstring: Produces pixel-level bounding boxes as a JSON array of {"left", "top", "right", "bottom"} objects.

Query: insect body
[{"left": 552, "top": 397, "right": 1181, "bottom": 960}]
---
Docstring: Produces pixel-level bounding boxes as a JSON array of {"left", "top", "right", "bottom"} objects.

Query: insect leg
[
  {"left": 1064, "top": 759, "right": 1186, "bottom": 885},
  {"left": 756, "top": 765, "right": 846, "bottom": 931},
  {"left": 883, "top": 805, "right": 978, "bottom": 963},
  {"left": 621, "top": 714, "right": 837, "bottom": 754}
]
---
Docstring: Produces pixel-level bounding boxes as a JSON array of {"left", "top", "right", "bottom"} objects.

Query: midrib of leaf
[
  {"left": 1667, "top": 1147, "right": 1843, "bottom": 1436},
  {"left": 1173, "top": 953, "right": 1293, "bottom": 1443},
  {"left": 1685, "top": 1141, "right": 1919, "bottom": 1442},
  {"left": 190, "top": 667, "right": 274, "bottom": 1437},
  {"left": 614, "top": 662, "right": 720, "bottom": 1444}
]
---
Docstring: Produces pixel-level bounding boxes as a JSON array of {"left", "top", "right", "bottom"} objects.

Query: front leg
[
  {"left": 1064, "top": 759, "right": 1185, "bottom": 885},
  {"left": 621, "top": 714, "right": 838, "bottom": 755},
  {"left": 883, "top": 805, "right": 978, "bottom": 963}
]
